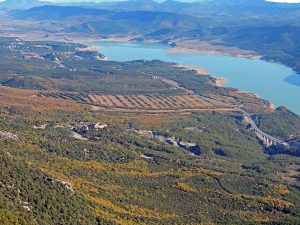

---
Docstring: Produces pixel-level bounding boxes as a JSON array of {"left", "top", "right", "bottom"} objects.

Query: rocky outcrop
[{"left": 0, "top": 131, "right": 19, "bottom": 141}]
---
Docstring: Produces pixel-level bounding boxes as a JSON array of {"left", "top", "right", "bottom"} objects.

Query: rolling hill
[
  {"left": 10, "top": 2, "right": 300, "bottom": 74},
  {"left": 0, "top": 37, "right": 299, "bottom": 224}
]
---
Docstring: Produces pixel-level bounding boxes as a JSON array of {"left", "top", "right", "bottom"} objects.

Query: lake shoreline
[
  {"left": 88, "top": 40, "right": 233, "bottom": 88},
  {"left": 7, "top": 32, "right": 262, "bottom": 61},
  {"left": 165, "top": 39, "right": 262, "bottom": 60},
  {"left": 87, "top": 40, "right": 300, "bottom": 114},
  {"left": 84, "top": 37, "right": 261, "bottom": 60},
  {"left": 173, "top": 64, "right": 228, "bottom": 87},
  {"left": 165, "top": 47, "right": 262, "bottom": 60}
]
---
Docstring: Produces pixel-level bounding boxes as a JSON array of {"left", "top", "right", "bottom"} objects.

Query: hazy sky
[
  {"left": 1, "top": 0, "right": 300, "bottom": 3},
  {"left": 30, "top": 0, "right": 300, "bottom": 3}
]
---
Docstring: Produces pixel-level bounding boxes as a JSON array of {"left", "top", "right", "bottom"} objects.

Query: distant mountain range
[
  {"left": 2, "top": 0, "right": 300, "bottom": 12},
  {"left": 4, "top": 0, "right": 300, "bottom": 74},
  {"left": 0, "top": 0, "right": 46, "bottom": 10},
  {"left": 12, "top": 5, "right": 111, "bottom": 20}
]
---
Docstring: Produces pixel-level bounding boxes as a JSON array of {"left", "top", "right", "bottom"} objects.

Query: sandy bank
[
  {"left": 215, "top": 77, "right": 228, "bottom": 87},
  {"left": 77, "top": 45, "right": 105, "bottom": 51},
  {"left": 174, "top": 64, "right": 209, "bottom": 75},
  {"left": 166, "top": 47, "right": 261, "bottom": 60},
  {"left": 174, "top": 65, "right": 228, "bottom": 87},
  {"left": 166, "top": 39, "right": 262, "bottom": 60}
]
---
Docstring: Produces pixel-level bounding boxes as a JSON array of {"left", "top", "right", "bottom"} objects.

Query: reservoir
[{"left": 92, "top": 41, "right": 300, "bottom": 114}]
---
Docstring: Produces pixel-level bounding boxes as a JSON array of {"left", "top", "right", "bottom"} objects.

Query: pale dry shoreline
[
  {"left": 80, "top": 38, "right": 258, "bottom": 88},
  {"left": 77, "top": 45, "right": 105, "bottom": 51},
  {"left": 215, "top": 77, "right": 229, "bottom": 87},
  {"left": 80, "top": 37, "right": 231, "bottom": 87},
  {"left": 61, "top": 36, "right": 237, "bottom": 88},
  {"left": 6, "top": 33, "right": 250, "bottom": 89},
  {"left": 174, "top": 64, "right": 209, "bottom": 75},
  {"left": 166, "top": 47, "right": 262, "bottom": 60},
  {"left": 165, "top": 39, "right": 262, "bottom": 60},
  {"left": 174, "top": 65, "right": 228, "bottom": 87}
]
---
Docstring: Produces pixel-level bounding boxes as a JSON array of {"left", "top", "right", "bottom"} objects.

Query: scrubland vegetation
[
  {"left": 0, "top": 38, "right": 299, "bottom": 224},
  {"left": 0, "top": 92, "right": 300, "bottom": 224}
]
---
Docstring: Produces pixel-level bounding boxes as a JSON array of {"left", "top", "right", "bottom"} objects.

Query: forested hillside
[
  {"left": 0, "top": 37, "right": 299, "bottom": 224},
  {"left": 0, "top": 1, "right": 300, "bottom": 224}
]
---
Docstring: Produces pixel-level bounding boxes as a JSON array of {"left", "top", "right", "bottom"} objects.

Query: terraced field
[
  {"left": 88, "top": 94, "right": 223, "bottom": 110},
  {"left": 37, "top": 92, "right": 233, "bottom": 113},
  {"left": 1, "top": 38, "right": 300, "bottom": 225},
  {"left": 37, "top": 92, "right": 88, "bottom": 102}
]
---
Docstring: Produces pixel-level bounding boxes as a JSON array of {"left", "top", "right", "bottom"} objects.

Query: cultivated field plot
[
  {"left": 37, "top": 92, "right": 232, "bottom": 112},
  {"left": 88, "top": 94, "right": 219, "bottom": 110},
  {"left": 38, "top": 92, "right": 89, "bottom": 102}
]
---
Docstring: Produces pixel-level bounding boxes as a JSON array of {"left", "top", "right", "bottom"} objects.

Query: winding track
[
  {"left": 157, "top": 75, "right": 287, "bottom": 147},
  {"left": 238, "top": 108, "right": 287, "bottom": 146}
]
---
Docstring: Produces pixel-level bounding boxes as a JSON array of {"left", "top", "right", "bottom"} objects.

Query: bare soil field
[
  {"left": 37, "top": 92, "right": 235, "bottom": 113},
  {"left": 87, "top": 94, "right": 226, "bottom": 112}
]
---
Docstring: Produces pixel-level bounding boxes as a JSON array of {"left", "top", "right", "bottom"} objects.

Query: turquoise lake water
[{"left": 92, "top": 41, "right": 300, "bottom": 114}]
